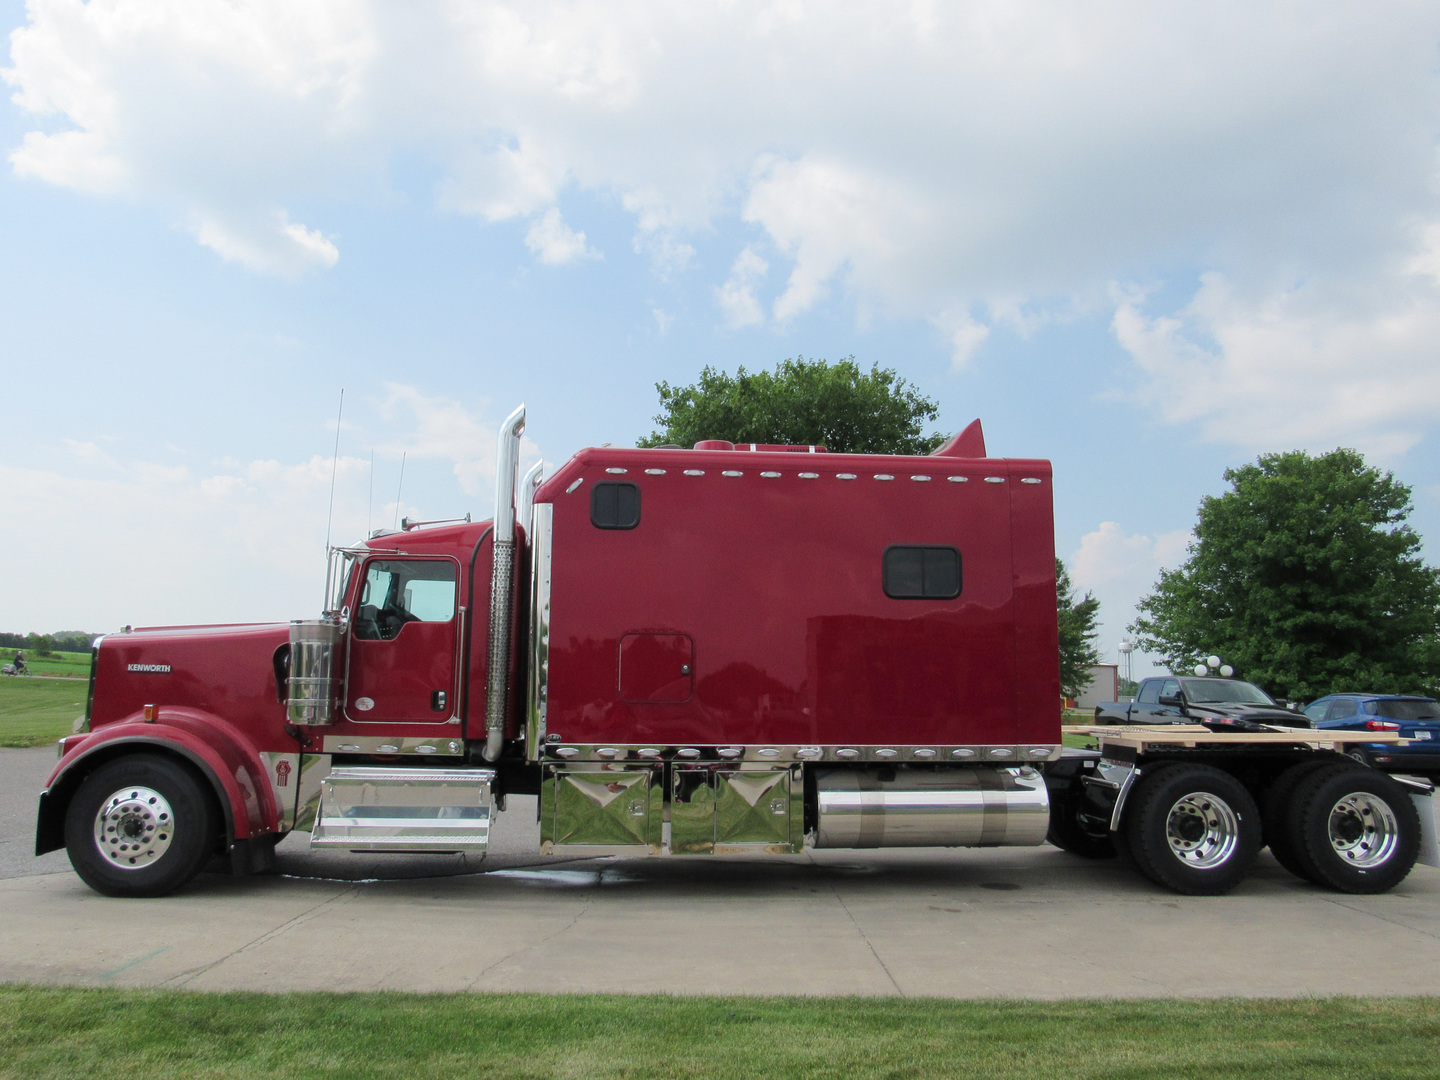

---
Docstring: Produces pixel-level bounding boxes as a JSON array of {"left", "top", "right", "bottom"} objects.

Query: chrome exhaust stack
[
  {"left": 482, "top": 404, "right": 526, "bottom": 762},
  {"left": 518, "top": 460, "right": 543, "bottom": 539}
]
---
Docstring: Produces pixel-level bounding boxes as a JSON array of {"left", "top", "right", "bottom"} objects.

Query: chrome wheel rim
[
  {"left": 1328, "top": 792, "right": 1399, "bottom": 868},
  {"left": 93, "top": 786, "right": 175, "bottom": 870},
  {"left": 1165, "top": 792, "right": 1239, "bottom": 868}
]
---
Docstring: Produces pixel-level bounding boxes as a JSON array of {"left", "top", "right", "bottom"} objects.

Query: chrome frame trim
[
  {"left": 320, "top": 735, "right": 464, "bottom": 756},
  {"left": 526, "top": 501, "right": 554, "bottom": 761},
  {"left": 538, "top": 743, "right": 1062, "bottom": 764},
  {"left": 518, "top": 460, "right": 543, "bottom": 540}
]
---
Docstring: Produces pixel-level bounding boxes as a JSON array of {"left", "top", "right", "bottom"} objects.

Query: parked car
[
  {"left": 1301, "top": 694, "right": 1440, "bottom": 774},
  {"left": 1095, "top": 675, "right": 1310, "bottom": 729}
]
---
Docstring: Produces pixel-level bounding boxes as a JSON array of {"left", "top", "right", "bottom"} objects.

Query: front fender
[{"left": 38, "top": 707, "right": 283, "bottom": 855}]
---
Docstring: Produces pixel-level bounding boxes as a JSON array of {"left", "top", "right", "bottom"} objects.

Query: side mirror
[{"left": 1158, "top": 694, "right": 1183, "bottom": 707}]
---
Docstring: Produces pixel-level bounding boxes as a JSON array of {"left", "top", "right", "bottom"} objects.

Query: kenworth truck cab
[{"left": 37, "top": 407, "right": 1429, "bottom": 898}]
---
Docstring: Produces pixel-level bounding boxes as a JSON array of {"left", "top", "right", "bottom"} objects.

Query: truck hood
[
  {"left": 1184, "top": 701, "right": 1311, "bottom": 729},
  {"left": 91, "top": 622, "right": 292, "bottom": 731}
]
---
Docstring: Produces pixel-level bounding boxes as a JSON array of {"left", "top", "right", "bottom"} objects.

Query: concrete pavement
[{"left": 4, "top": 747, "right": 1439, "bottom": 998}]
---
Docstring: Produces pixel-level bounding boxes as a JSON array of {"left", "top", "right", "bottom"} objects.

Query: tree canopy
[
  {"left": 1057, "top": 558, "right": 1102, "bottom": 700},
  {"left": 1132, "top": 448, "right": 1440, "bottom": 702},
  {"left": 638, "top": 356, "right": 945, "bottom": 454}
]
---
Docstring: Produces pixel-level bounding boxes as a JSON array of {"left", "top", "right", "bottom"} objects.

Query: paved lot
[{"left": 5, "top": 746, "right": 1439, "bottom": 998}]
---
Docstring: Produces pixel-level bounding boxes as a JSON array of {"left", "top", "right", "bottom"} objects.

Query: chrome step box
[{"left": 311, "top": 766, "right": 496, "bottom": 852}]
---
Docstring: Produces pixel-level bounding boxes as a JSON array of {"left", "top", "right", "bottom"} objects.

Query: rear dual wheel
[
  {"left": 1280, "top": 764, "right": 1419, "bottom": 894},
  {"left": 1124, "top": 764, "right": 1261, "bottom": 895}
]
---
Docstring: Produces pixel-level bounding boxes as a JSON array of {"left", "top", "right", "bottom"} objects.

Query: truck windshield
[{"left": 1180, "top": 678, "right": 1276, "bottom": 705}]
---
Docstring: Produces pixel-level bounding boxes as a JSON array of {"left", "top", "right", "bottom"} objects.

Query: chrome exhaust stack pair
[{"left": 482, "top": 405, "right": 541, "bottom": 762}]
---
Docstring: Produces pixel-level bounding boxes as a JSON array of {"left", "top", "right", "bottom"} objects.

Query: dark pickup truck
[{"left": 1096, "top": 675, "right": 1312, "bottom": 729}]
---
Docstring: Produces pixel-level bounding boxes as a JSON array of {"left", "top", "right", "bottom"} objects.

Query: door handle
[{"left": 432, "top": 690, "right": 448, "bottom": 712}]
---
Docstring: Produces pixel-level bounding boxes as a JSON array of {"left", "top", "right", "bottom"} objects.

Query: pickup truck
[{"left": 1096, "top": 675, "right": 1311, "bottom": 729}]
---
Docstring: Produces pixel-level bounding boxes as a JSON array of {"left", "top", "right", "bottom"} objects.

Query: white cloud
[
  {"left": 715, "top": 245, "right": 769, "bottom": 328},
  {"left": 1113, "top": 270, "right": 1440, "bottom": 459},
  {"left": 377, "top": 383, "right": 541, "bottom": 497},
  {"left": 1070, "top": 521, "right": 1191, "bottom": 677},
  {"left": 934, "top": 309, "right": 991, "bottom": 368},
  {"left": 7, "top": 0, "right": 1440, "bottom": 442},
  {"left": 523, "top": 207, "right": 597, "bottom": 265},
  {"left": 187, "top": 208, "right": 338, "bottom": 275},
  {"left": 0, "top": 384, "right": 542, "bottom": 629}
]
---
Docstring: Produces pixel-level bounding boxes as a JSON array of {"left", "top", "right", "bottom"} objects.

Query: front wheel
[
  {"left": 1124, "top": 763, "right": 1261, "bottom": 895},
  {"left": 1286, "top": 766, "right": 1419, "bottom": 894},
  {"left": 64, "top": 755, "right": 219, "bottom": 897}
]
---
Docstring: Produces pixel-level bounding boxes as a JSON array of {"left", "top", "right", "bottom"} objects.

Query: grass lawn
[
  {"left": 5, "top": 649, "right": 91, "bottom": 678},
  {"left": 0, "top": 677, "right": 86, "bottom": 748},
  {"left": 0, "top": 989, "right": 1437, "bottom": 1079}
]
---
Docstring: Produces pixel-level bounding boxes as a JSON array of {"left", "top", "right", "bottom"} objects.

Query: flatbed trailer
[{"left": 1045, "top": 725, "right": 1434, "bottom": 894}]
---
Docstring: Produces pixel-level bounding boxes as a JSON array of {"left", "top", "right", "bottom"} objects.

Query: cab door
[{"left": 346, "top": 556, "right": 461, "bottom": 724}]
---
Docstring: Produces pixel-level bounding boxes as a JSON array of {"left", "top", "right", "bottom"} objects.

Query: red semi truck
[{"left": 36, "top": 407, "right": 1429, "bottom": 897}]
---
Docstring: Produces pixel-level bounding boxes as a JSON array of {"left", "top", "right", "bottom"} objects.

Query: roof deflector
[{"left": 930, "top": 418, "right": 986, "bottom": 458}]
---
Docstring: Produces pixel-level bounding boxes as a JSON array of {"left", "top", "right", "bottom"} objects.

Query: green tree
[
  {"left": 1057, "top": 558, "right": 1102, "bottom": 699},
  {"left": 1132, "top": 448, "right": 1440, "bottom": 702},
  {"left": 638, "top": 356, "right": 945, "bottom": 454}
]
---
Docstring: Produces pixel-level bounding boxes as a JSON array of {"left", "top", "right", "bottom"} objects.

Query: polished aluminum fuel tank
[{"left": 814, "top": 766, "right": 1049, "bottom": 848}]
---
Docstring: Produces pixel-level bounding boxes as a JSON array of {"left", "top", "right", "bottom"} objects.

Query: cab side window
[
  {"left": 353, "top": 559, "right": 457, "bottom": 640},
  {"left": 1136, "top": 680, "right": 1160, "bottom": 704}
]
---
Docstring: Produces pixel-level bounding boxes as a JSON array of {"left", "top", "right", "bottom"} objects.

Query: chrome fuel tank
[{"left": 814, "top": 766, "right": 1049, "bottom": 848}]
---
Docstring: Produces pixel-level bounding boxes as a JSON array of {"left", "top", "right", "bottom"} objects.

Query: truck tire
[
  {"left": 1261, "top": 759, "right": 1338, "bottom": 880},
  {"left": 1046, "top": 796, "right": 1116, "bottom": 859},
  {"left": 1123, "top": 763, "right": 1261, "bottom": 895},
  {"left": 1285, "top": 765, "right": 1420, "bottom": 894},
  {"left": 64, "top": 755, "right": 219, "bottom": 898}
]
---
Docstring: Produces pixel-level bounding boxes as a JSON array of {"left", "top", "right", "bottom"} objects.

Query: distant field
[
  {"left": 5, "top": 648, "right": 91, "bottom": 678},
  {"left": 0, "top": 677, "right": 86, "bottom": 748}
]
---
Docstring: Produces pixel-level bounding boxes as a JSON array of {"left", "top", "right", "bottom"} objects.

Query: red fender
[{"left": 44, "top": 707, "right": 281, "bottom": 845}]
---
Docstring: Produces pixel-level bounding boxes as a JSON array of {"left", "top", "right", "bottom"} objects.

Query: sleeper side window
[
  {"left": 591, "top": 482, "right": 641, "bottom": 529},
  {"left": 883, "top": 546, "right": 961, "bottom": 599}
]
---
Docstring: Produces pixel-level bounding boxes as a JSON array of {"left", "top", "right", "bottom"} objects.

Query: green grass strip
[
  {"left": 1, "top": 988, "right": 1437, "bottom": 1079},
  {"left": 0, "top": 678, "right": 85, "bottom": 748}
]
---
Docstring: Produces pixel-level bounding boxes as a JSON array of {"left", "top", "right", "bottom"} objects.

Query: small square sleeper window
[
  {"left": 883, "top": 546, "right": 961, "bottom": 599},
  {"left": 591, "top": 482, "right": 641, "bottom": 529}
]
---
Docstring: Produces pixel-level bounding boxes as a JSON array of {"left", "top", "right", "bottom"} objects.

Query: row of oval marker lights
[{"left": 593, "top": 467, "right": 1043, "bottom": 483}]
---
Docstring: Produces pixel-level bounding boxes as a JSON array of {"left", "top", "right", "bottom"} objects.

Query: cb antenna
[
  {"left": 324, "top": 388, "right": 344, "bottom": 553},
  {"left": 393, "top": 451, "right": 407, "bottom": 531},
  {"left": 366, "top": 450, "right": 374, "bottom": 537}
]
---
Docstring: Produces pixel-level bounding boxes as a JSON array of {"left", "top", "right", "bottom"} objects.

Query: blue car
[{"left": 1301, "top": 694, "right": 1440, "bottom": 773}]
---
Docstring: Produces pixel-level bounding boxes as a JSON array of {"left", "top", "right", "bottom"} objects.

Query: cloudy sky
[{"left": 3, "top": 0, "right": 1439, "bottom": 679}]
